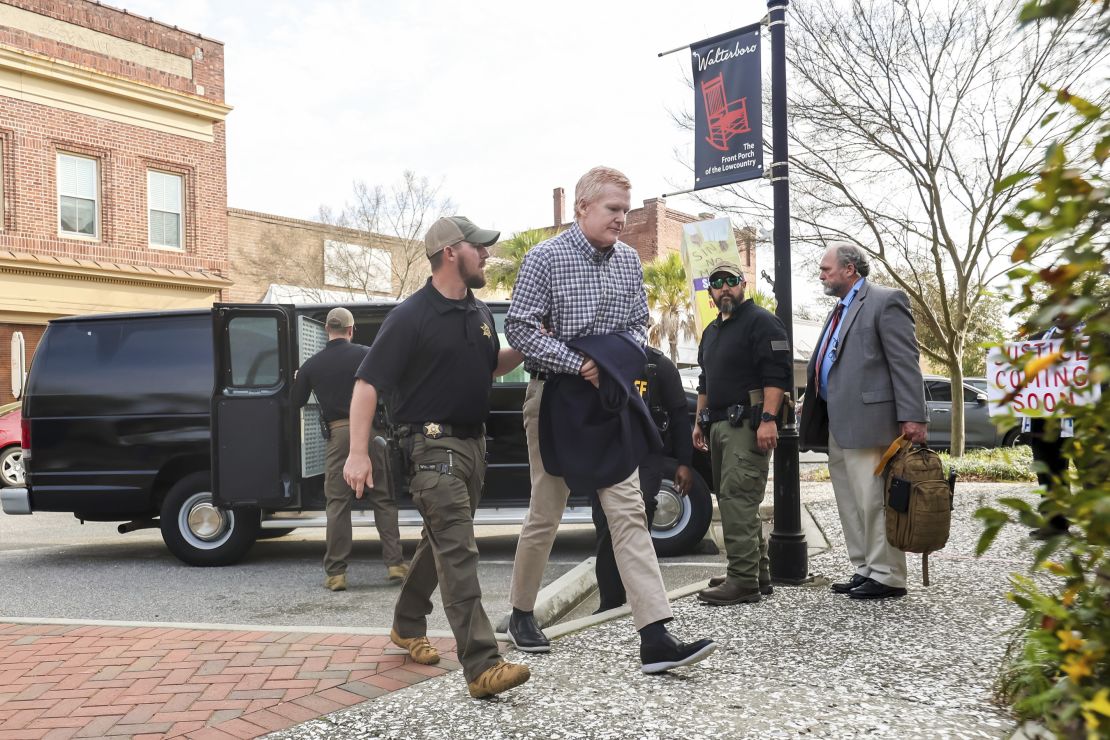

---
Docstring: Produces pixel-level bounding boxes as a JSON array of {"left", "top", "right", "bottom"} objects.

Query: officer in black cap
[
  {"left": 342, "top": 215, "right": 531, "bottom": 699},
  {"left": 592, "top": 344, "right": 694, "bottom": 612},
  {"left": 693, "top": 258, "right": 793, "bottom": 605}
]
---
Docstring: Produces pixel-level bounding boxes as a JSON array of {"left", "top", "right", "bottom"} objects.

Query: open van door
[{"left": 211, "top": 304, "right": 297, "bottom": 509}]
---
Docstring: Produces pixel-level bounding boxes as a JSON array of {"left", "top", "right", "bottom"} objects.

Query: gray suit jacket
[{"left": 799, "top": 281, "right": 928, "bottom": 449}]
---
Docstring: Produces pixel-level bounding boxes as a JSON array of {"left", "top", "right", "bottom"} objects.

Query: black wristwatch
[{"left": 760, "top": 411, "right": 778, "bottom": 424}]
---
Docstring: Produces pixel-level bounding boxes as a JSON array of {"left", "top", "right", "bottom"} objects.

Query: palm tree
[
  {"left": 748, "top": 288, "right": 776, "bottom": 312},
  {"left": 486, "top": 227, "right": 554, "bottom": 296},
  {"left": 643, "top": 252, "right": 698, "bottom": 364}
]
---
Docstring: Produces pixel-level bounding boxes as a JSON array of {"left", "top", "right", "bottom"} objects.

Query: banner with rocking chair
[{"left": 690, "top": 23, "right": 763, "bottom": 190}]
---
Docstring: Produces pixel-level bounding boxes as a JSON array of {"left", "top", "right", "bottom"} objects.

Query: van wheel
[
  {"left": 1002, "top": 428, "right": 1028, "bottom": 447},
  {"left": 160, "top": 472, "right": 259, "bottom": 566},
  {"left": 651, "top": 460, "right": 712, "bottom": 558},
  {"left": 0, "top": 446, "right": 24, "bottom": 487}
]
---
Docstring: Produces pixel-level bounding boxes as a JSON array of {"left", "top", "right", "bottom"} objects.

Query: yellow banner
[{"left": 679, "top": 217, "right": 742, "bottom": 337}]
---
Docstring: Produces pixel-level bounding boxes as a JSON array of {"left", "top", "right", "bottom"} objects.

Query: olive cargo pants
[
  {"left": 324, "top": 422, "right": 403, "bottom": 576},
  {"left": 709, "top": 420, "right": 771, "bottom": 588},
  {"left": 392, "top": 432, "right": 501, "bottom": 683}
]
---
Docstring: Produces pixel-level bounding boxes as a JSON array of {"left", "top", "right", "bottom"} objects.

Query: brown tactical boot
[
  {"left": 697, "top": 579, "right": 761, "bottom": 605},
  {"left": 324, "top": 574, "right": 347, "bottom": 592},
  {"left": 467, "top": 660, "right": 530, "bottom": 699},
  {"left": 387, "top": 563, "right": 410, "bottom": 583},
  {"left": 390, "top": 628, "right": 440, "bottom": 665},
  {"left": 708, "top": 575, "right": 773, "bottom": 595}
]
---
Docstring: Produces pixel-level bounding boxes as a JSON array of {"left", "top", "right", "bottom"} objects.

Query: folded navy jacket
[{"left": 538, "top": 332, "right": 663, "bottom": 491}]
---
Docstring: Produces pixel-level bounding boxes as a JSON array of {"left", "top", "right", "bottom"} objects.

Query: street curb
[
  {"left": 0, "top": 616, "right": 456, "bottom": 638},
  {"left": 541, "top": 580, "right": 707, "bottom": 641},
  {"left": 495, "top": 557, "right": 597, "bottom": 633}
]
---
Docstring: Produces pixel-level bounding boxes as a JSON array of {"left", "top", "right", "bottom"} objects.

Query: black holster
[
  {"left": 386, "top": 431, "right": 412, "bottom": 499},
  {"left": 748, "top": 404, "right": 763, "bottom": 431}
]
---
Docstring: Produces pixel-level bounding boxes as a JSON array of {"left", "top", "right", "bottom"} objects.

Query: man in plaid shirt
[{"left": 504, "top": 166, "right": 716, "bottom": 675}]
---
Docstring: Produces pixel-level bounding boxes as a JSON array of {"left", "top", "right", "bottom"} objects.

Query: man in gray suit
[{"left": 799, "top": 243, "right": 928, "bottom": 600}]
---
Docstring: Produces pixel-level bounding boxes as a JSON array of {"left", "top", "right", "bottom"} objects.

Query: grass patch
[
  {"left": 939, "top": 446, "right": 1037, "bottom": 482},
  {"left": 799, "top": 446, "right": 1037, "bottom": 483}
]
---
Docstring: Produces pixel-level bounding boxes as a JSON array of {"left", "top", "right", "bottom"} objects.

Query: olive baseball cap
[
  {"left": 326, "top": 307, "right": 354, "bottom": 330},
  {"left": 708, "top": 259, "right": 744, "bottom": 278},
  {"left": 424, "top": 216, "right": 500, "bottom": 257}
]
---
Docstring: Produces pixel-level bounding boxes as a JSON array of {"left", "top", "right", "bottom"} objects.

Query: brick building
[
  {"left": 226, "top": 209, "right": 431, "bottom": 304},
  {"left": 0, "top": 0, "right": 231, "bottom": 403},
  {"left": 549, "top": 186, "right": 756, "bottom": 285}
]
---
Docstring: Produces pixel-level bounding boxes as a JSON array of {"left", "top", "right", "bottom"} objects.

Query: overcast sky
[{"left": 117, "top": 1, "right": 771, "bottom": 233}]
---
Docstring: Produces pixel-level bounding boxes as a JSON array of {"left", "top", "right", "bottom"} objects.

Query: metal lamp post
[{"left": 766, "top": 0, "right": 809, "bottom": 583}]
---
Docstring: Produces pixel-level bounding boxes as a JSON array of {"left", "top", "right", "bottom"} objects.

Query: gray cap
[
  {"left": 326, "top": 307, "right": 354, "bottom": 330},
  {"left": 424, "top": 216, "right": 500, "bottom": 257}
]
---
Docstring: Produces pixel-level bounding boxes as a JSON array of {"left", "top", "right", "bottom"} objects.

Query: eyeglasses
[{"left": 709, "top": 275, "right": 744, "bottom": 289}]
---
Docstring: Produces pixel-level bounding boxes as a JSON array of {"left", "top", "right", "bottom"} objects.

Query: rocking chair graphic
[{"left": 700, "top": 72, "right": 751, "bottom": 152}]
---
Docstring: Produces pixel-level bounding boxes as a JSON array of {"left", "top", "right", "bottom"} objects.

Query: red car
[{"left": 0, "top": 406, "right": 23, "bottom": 487}]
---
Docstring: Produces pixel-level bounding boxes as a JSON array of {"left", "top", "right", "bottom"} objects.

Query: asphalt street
[{"left": 0, "top": 510, "right": 725, "bottom": 630}]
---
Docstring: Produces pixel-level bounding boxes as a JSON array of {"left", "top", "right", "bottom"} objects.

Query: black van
[{"left": 2, "top": 303, "right": 714, "bottom": 566}]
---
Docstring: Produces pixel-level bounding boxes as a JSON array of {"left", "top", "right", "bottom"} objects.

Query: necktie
[{"left": 814, "top": 303, "right": 845, "bottom": 396}]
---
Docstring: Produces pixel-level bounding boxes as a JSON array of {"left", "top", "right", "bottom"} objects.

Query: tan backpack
[{"left": 874, "top": 436, "right": 955, "bottom": 585}]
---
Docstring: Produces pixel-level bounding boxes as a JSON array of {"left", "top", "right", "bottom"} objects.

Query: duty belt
[
  {"left": 700, "top": 408, "right": 733, "bottom": 424},
  {"left": 399, "top": 422, "right": 484, "bottom": 440}
]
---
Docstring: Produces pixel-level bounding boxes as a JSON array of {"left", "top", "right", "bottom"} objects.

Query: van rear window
[{"left": 30, "top": 316, "right": 212, "bottom": 414}]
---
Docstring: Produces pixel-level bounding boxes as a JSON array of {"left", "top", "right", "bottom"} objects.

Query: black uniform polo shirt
[
  {"left": 356, "top": 279, "right": 499, "bottom": 426},
  {"left": 697, "top": 299, "right": 793, "bottom": 410},
  {"left": 634, "top": 346, "right": 694, "bottom": 467},
  {"left": 291, "top": 339, "right": 370, "bottom": 422}
]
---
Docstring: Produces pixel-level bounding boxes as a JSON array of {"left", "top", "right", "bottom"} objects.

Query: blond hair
[{"left": 574, "top": 166, "right": 631, "bottom": 219}]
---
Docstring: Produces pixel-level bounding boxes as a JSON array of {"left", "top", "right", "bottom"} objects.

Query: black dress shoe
[
  {"left": 640, "top": 633, "right": 717, "bottom": 674},
  {"left": 831, "top": 574, "right": 870, "bottom": 594},
  {"left": 847, "top": 580, "right": 907, "bottom": 600},
  {"left": 507, "top": 611, "right": 550, "bottom": 653}
]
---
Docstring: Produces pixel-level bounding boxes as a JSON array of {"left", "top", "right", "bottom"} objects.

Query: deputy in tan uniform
[
  {"left": 292, "top": 307, "right": 406, "bottom": 591},
  {"left": 343, "top": 216, "right": 530, "bottom": 699}
]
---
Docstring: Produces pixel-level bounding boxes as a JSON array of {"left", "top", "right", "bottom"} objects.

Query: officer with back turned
[
  {"left": 291, "top": 307, "right": 406, "bottom": 592},
  {"left": 693, "top": 259, "right": 793, "bottom": 605},
  {"left": 342, "top": 215, "right": 531, "bottom": 700}
]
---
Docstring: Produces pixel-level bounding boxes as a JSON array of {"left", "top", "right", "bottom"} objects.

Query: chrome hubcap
[
  {"left": 654, "top": 488, "right": 683, "bottom": 531},
  {"left": 187, "top": 500, "right": 226, "bottom": 541}
]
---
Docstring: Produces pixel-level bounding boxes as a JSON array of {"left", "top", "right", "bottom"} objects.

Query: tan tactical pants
[{"left": 324, "top": 422, "right": 403, "bottom": 576}]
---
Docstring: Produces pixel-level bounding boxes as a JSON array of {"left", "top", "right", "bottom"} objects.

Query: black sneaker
[
  {"left": 507, "top": 611, "right": 550, "bottom": 653},
  {"left": 640, "top": 633, "right": 717, "bottom": 674}
]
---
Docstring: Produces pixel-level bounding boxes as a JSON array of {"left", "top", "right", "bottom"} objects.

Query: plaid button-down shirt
[{"left": 505, "top": 222, "right": 649, "bottom": 375}]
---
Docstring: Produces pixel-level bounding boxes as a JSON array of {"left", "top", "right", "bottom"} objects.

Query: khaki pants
[
  {"left": 509, "top": 379, "right": 672, "bottom": 630},
  {"left": 324, "top": 422, "right": 403, "bottom": 576},
  {"left": 827, "top": 433, "right": 907, "bottom": 588},
  {"left": 393, "top": 433, "right": 500, "bottom": 683},
  {"left": 709, "top": 420, "right": 771, "bottom": 588}
]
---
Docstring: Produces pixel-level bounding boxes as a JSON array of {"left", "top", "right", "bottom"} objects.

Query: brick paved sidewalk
[{"left": 0, "top": 622, "right": 459, "bottom": 739}]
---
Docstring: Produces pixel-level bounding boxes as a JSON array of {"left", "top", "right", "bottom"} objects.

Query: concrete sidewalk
[{"left": 273, "top": 482, "right": 1034, "bottom": 739}]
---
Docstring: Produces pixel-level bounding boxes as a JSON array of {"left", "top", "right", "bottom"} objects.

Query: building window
[
  {"left": 148, "top": 170, "right": 184, "bottom": 249},
  {"left": 57, "top": 153, "right": 98, "bottom": 237}
]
